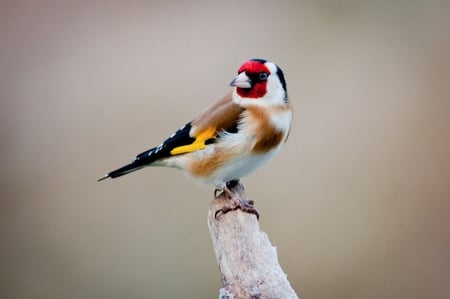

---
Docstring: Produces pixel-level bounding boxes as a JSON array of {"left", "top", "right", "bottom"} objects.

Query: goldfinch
[{"left": 98, "top": 59, "right": 292, "bottom": 218}]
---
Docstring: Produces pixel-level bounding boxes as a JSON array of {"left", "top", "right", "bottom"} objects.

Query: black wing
[{"left": 98, "top": 122, "right": 197, "bottom": 181}]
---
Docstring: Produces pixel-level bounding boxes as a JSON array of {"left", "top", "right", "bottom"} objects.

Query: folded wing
[{"left": 98, "top": 92, "right": 244, "bottom": 181}]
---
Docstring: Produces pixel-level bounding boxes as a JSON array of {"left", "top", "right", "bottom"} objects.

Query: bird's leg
[
  {"left": 214, "top": 180, "right": 239, "bottom": 199},
  {"left": 214, "top": 180, "right": 259, "bottom": 220}
]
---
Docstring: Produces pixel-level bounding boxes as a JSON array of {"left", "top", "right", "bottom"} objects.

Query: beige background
[{"left": 1, "top": 1, "right": 450, "bottom": 298}]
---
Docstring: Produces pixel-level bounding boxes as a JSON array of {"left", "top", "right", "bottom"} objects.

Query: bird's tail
[{"left": 97, "top": 161, "right": 145, "bottom": 182}]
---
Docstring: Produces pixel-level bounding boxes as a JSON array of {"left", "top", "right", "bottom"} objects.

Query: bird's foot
[
  {"left": 214, "top": 181, "right": 259, "bottom": 220},
  {"left": 215, "top": 197, "right": 259, "bottom": 220}
]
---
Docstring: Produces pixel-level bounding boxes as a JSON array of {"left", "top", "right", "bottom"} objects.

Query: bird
[{"left": 98, "top": 58, "right": 292, "bottom": 218}]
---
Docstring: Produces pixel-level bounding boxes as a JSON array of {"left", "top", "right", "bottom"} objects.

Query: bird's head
[{"left": 230, "top": 58, "right": 287, "bottom": 106}]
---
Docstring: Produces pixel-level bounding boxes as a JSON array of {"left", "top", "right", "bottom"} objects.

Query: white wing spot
[{"left": 152, "top": 144, "right": 164, "bottom": 155}]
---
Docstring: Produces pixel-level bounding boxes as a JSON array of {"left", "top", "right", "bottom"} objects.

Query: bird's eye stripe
[{"left": 245, "top": 72, "right": 269, "bottom": 83}]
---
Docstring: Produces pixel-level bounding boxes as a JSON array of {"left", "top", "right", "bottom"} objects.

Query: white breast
[{"left": 205, "top": 109, "right": 291, "bottom": 187}]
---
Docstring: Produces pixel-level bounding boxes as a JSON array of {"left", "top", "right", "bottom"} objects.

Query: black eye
[{"left": 258, "top": 72, "right": 268, "bottom": 80}]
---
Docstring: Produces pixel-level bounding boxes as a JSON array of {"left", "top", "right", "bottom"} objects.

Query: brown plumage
[{"left": 191, "top": 92, "right": 244, "bottom": 137}]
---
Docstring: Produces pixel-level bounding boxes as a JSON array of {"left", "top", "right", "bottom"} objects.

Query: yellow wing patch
[{"left": 170, "top": 126, "right": 216, "bottom": 155}]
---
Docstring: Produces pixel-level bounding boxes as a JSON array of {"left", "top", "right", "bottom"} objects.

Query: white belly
[{"left": 208, "top": 146, "right": 283, "bottom": 187}]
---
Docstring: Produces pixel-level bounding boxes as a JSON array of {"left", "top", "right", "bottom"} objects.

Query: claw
[{"left": 214, "top": 181, "right": 259, "bottom": 220}]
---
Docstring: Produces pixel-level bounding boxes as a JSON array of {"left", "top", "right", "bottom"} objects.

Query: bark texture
[{"left": 208, "top": 183, "right": 299, "bottom": 299}]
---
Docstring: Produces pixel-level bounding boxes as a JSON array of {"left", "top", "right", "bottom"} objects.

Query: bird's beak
[{"left": 230, "top": 72, "right": 252, "bottom": 88}]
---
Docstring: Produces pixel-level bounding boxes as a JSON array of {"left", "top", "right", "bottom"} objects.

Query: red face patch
[{"left": 236, "top": 60, "right": 270, "bottom": 99}]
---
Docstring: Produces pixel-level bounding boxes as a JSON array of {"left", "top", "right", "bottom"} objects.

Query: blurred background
[{"left": 1, "top": 0, "right": 449, "bottom": 298}]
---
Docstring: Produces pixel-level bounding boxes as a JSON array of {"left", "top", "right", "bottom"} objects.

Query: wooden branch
[{"left": 208, "top": 182, "right": 299, "bottom": 299}]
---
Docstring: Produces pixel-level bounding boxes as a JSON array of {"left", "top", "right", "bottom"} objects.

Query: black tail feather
[
  {"left": 109, "top": 162, "right": 146, "bottom": 179},
  {"left": 98, "top": 122, "right": 196, "bottom": 182},
  {"left": 97, "top": 161, "right": 145, "bottom": 182}
]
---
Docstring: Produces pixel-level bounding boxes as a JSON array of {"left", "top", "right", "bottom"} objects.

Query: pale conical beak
[{"left": 230, "top": 72, "right": 252, "bottom": 88}]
